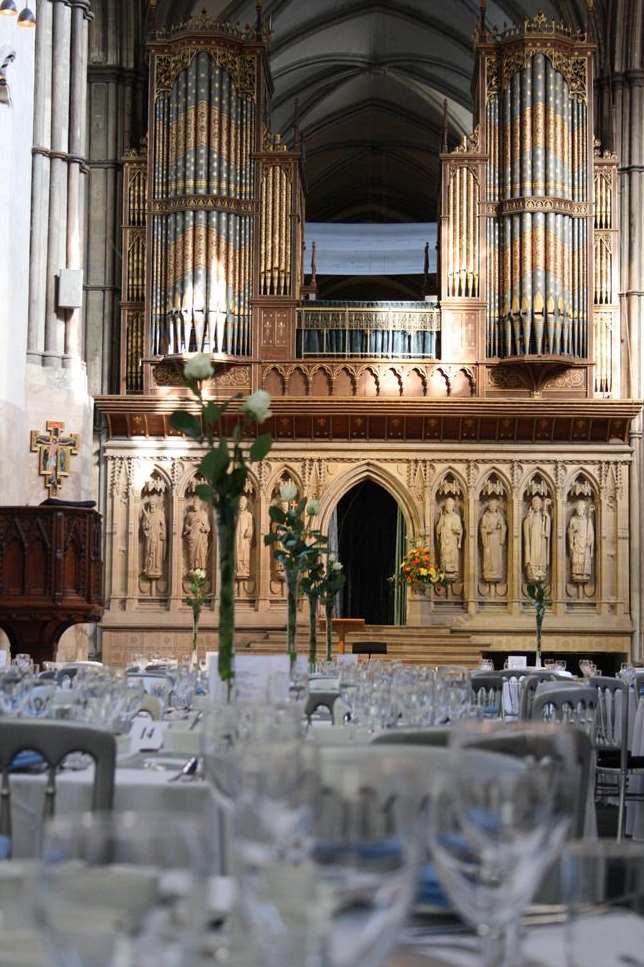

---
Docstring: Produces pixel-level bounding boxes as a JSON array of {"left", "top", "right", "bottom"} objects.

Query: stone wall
[{"left": 100, "top": 438, "right": 632, "bottom": 664}]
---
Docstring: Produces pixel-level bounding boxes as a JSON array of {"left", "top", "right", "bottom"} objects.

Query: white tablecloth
[{"left": 8, "top": 763, "right": 216, "bottom": 859}]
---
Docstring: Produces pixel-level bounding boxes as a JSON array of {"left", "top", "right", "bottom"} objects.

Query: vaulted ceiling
[{"left": 152, "top": 0, "right": 602, "bottom": 222}]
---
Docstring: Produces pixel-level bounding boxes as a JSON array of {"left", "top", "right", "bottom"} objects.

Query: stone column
[
  {"left": 26, "top": 0, "right": 52, "bottom": 359},
  {"left": 43, "top": 0, "right": 71, "bottom": 364},
  {"left": 65, "top": 0, "right": 90, "bottom": 363}
]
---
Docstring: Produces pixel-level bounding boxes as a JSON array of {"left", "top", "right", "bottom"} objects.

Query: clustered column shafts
[
  {"left": 27, "top": 0, "right": 92, "bottom": 369},
  {"left": 149, "top": 52, "right": 256, "bottom": 358}
]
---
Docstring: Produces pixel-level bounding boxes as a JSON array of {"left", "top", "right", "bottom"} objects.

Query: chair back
[
  {"left": 531, "top": 685, "right": 597, "bottom": 733},
  {"left": 0, "top": 720, "right": 116, "bottom": 858},
  {"left": 590, "top": 676, "right": 628, "bottom": 758},
  {"left": 633, "top": 673, "right": 644, "bottom": 701},
  {"left": 520, "top": 673, "right": 558, "bottom": 720},
  {"left": 470, "top": 671, "right": 503, "bottom": 716},
  {"left": 305, "top": 691, "right": 339, "bottom": 725},
  {"left": 372, "top": 727, "right": 450, "bottom": 747}
]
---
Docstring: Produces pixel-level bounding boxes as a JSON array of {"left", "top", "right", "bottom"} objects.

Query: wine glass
[
  {"left": 235, "top": 744, "right": 424, "bottom": 967},
  {"left": 427, "top": 721, "right": 576, "bottom": 967},
  {"left": 36, "top": 811, "right": 213, "bottom": 967}
]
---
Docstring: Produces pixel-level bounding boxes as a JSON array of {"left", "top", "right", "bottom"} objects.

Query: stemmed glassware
[
  {"left": 427, "top": 720, "right": 577, "bottom": 967},
  {"left": 36, "top": 811, "right": 213, "bottom": 967},
  {"left": 234, "top": 744, "right": 424, "bottom": 967}
]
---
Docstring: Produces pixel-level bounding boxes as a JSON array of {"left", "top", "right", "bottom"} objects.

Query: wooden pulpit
[
  {"left": 0, "top": 506, "right": 104, "bottom": 664},
  {"left": 319, "top": 617, "right": 366, "bottom": 655}
]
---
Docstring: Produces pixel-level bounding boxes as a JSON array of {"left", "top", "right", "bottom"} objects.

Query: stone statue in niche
[
  {"left": 141, "top": 494, "right": 166, "bottom": 579},
  {"left": 479, "top": 497, "right": 507, "bottom": 583},
  {"left": 183, "top": 498, "right": 211, "bottom": 573},
  {"left": 236, "top": 494, "right": 255, "bottom": 578},
  {"left": 568, "top": 499, "right": 594, "bottom": 584},
  {"left": 523, "top": 495, "right": 551, "bottom": 582},
  {"left": 436, "top": 497, "right": 463, "bottom": 580}
]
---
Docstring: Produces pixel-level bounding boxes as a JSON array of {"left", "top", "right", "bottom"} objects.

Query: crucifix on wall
[{"left": 30, "top": 421, "right": 80, "bottom": 497}]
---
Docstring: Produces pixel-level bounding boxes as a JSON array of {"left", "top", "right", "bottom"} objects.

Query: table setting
[{"left": 1, "top": 653, "right": 644, "bottom": 966}]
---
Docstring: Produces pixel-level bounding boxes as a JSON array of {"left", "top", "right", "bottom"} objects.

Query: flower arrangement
[
  {"left": 185, "top": 568, "right": 210, "bottom": 670},
  {"left": 264, "top": 489, "right": 327, "bottom": 670},
  {"left": 170, "top": 354, "right": 272, "bottom": 697},
  {"left": 394, "top": 543, "right": 447, "bottom": 589}
]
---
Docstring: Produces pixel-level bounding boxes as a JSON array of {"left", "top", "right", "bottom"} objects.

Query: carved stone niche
[
  {"left": 268, "top": 470, "right": 299, "bottom": 597},
  {"left": 181, "top": 476, "right": 214, "bottom": 595},
  {"left": 478, "top": 474, "right": 508, "bottom": 601},
  {"left": 434, "top": 473, "right": 465, "bottom": 601},
  {"left": 521, "top": 474, "right": 553, "bottom": 590},
  {"left": 236, "top": 480, "right": 257, "bottom": 596},
  {"left": 565, "top": 474, "right": 596, "bottom": 603},
  {"left": 139, "top": 472, "right": 170, "bottom": 598}
]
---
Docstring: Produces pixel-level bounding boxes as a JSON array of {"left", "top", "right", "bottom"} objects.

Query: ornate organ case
[
  {"left": 119, "top": 13, "right": 305, "bottom": 395},
  {"left": 439, "top": 12, "right": 620, "bottom": 398}
]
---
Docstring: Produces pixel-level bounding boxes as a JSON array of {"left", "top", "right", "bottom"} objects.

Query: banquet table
[{"left": 7, "top": 757, "right": 216, "bottom": 859}]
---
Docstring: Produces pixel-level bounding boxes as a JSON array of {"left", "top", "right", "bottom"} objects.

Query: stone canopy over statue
[
  {"left": 479, "top": 498, "right": 507, "bottom": 583},
  {"left": 568, "top": 499, "right": 594, "bottom": 583},
  {"left": 523, "top": 495, "right": 551, "bottom": 582},
  {"left": 436, "top": 497, "right": 463, "bottom": 581}
]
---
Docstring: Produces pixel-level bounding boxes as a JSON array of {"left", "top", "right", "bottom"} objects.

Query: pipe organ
[{"left": 440, "top": 12, "right": 619, "bottom": 396}]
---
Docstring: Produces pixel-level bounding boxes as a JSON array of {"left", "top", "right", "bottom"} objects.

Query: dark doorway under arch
[{"left": 337, "top": 480, "right": 404, "bottom": 626}]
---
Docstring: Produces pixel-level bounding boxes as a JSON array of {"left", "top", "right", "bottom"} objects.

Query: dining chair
[
  {"left": 519, "top": 672, "right": 559, "bottom": 720},
  {"left": 470, "top": 671, "right": 503, "bottom": 717},
  {"left": 531, "top": 685, "right": 598, "bottom": 733},
  {"left": 305, "top": 690, "right": 339, "bottom": 725},
  {"left": 0, "top": 719, "right": 116, "bottom": 858},
  {"left": 590, "top": 676, "right": 644, "bottom": 841}
]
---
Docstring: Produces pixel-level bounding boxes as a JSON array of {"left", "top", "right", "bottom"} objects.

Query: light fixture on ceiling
[
  {"left": 0, "top": 1, "right": 18, "bottom": 15},
  {"left": 17, "top": 6, "right": 35, "bottom": 26}
]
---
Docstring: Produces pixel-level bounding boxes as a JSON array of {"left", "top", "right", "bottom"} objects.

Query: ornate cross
[{"left": 30, "top": 421, "right": 80, "bottom": 497}]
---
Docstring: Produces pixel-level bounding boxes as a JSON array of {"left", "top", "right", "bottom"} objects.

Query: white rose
[
  {"left": 192, "top": 568, "right": 206, "bottom": 580},
  {"left": 306, "top": 499, "right": 320, "bottom": 516},
  {"left": 242, "top": 389, "right": 272, "bottom": 422},
  {"left": 332, "top": 561, "right": 343, "bottom": 571},
  {"left": 279, "top": 481, "right": 298, "bottom": 502},
  {"left": 328, "top": 553, "right": 336, "bottom": 563},
  {"left": 184, "top": 353, "right": 214, "bottom": 381}
]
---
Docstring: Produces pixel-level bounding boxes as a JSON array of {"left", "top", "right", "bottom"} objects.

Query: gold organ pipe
[
  {"left": 448, "top": 169, "right": 454, "bottom": 295},
  {"left": 463, "top": 167, "right": 470, "bottom": 295},
  {"left": 271, "top": 165, "right": 280, "bottom": 294}
]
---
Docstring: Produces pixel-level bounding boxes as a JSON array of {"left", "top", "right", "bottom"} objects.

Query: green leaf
[
  {"left": 195, "top": 483, "right": 214, "bottom": 504},
  {"left": 203, "top": 402, "right": 225, "bottom": 428},
  {"left": 200, "top": 440, "right": 230, "bottom": 481},
  {"left": 249, "top": 432, "right": 272, "bottom": 462},
  {"left": 269, "top": 505, "right": 285, "bottom": 524},
  {"left": 228, "top": 466, "right": 247, "bottom": 497},
  {"left": 170, "top": 411, "right": 201, "bottom": 439}
]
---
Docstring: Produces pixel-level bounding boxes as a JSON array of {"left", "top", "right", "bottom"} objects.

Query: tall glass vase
[
  {"left": 307, "top": 593, "right": 319, "bottom": 672},
  {"left": 285, "top": 569, "right": 299, "bottom": 673},
  {"left": 216, "top": 502, "right": 238, "bottom": 700},
  {"left": 325, "top": 600, "right": 334, "bottom": 662},
  {"left": 190, "top": 608, "right": 200, "bottom": 672}
]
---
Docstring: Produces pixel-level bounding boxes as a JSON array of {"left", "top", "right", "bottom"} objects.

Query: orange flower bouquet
[{"left": 392, "top": 543, "right": 447, "bottom": 590}]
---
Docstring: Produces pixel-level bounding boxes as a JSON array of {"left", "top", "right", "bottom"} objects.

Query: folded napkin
[{"left": 9, "top": 751, "right": 44, "bottom": 772}]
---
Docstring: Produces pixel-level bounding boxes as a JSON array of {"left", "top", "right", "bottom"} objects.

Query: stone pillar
[
  {"left": 27, "top": 0, "right": 92, "bottom": 368},
  {"left": 85, "top": 0, "right": 145, "bottom": 395},
  {"left": 43, "top": 0, "right": 71, "bottom": 364},
  {"left": 65, "top": 0, "right": 90, "bottom": 363},
  {"left": 26, "top": 0, "right": 52, "bottom": 359}
]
